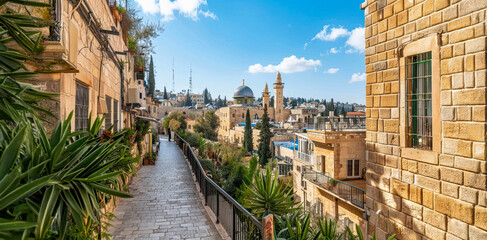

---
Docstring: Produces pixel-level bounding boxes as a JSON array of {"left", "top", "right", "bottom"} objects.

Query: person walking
[{"left": 167, "top": 128, "right": 171, "bottom": 142}]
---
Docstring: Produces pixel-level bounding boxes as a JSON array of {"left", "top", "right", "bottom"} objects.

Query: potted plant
[
  {"left": 111, "top": 6, "right": 120, "bottom": 22},
  {"left": 114, "top": 6, "right": 125, "bottom": 22},
  {"left": 137, "top": 57, "right": 144, "bottom": 71},
  {"left": 127, "top": 36, "right": 137, "bottom": 55},
  {"left": 144, "top": 152, "right": 156, "bottom": 165},
  {"left": 207, "top": 142, "right": 214, "bottom": 159}
]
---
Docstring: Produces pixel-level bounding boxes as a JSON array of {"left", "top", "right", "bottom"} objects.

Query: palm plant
[
  {"left": 0, "top": 1, "right": 137, "bottom": 238},
  {"left": 0, "top": 0, "right": 55, "bottom": 123},
  {"left": 241, "top": 167, "right": 300, "bottom": 220},
  {"left": 346, "top": 224, "right": 396, "bottom": 240},
  {"left": 0, "top": 113, "right": 134, "bottom": 239}
]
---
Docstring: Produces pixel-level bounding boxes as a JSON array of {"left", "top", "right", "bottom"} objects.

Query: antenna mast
[
  {"left": 189, "top": 67, "right": 193, "bottom": 94},
  {"left": 172, "top": 58, "right": 175, "bottom": 93}
]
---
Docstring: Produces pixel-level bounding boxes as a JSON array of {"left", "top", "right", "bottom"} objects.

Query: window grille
[
  {"left": 105, "top": 96, "right": 112, "bottom": 128},
  {"left": 113, "top": 100, "right": 118, "bottom": 132},
  {"left": 75, "top": 82, "right": 89, "bottom": 130},
  {"left": 406, "top": 52, "right": 432, "bottom": 150}
]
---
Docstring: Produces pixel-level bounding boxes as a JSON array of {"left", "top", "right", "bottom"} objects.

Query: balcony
[
  {"left": 302, "top": 168, "right": 365, "bottom": 209},
  {"left": 294, "top": 151, "right": 313, "bottom": 164}
]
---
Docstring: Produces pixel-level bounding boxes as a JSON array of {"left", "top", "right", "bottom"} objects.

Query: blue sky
[{"left": 134, "top": 0, "right": 366, "bottom": 104}]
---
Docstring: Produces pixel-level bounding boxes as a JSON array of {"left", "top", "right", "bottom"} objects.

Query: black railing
[
  {"left": 175, "top": 134, "right": 263, "bottom": 239},
  {"left": 303, "top": 169, "right": 365, "bottom": 209},
  {"left": 46, "top": 0, "right": 61, "bottom": 41}
]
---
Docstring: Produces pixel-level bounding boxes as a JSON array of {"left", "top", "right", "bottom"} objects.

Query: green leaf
[
  {"left": 35, "top": 185, "right": 60, "bottom": 239},
  {"left": 88, "top": 182, "right": 132, "bottom": 198},
  {"left": 0, "top": 218, "right": 36, "bottom": 231},
  {"left": 0, "top": 125, "right": 26, "bottom": 179}
]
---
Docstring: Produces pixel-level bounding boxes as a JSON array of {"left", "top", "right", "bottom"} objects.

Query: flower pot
[
  {"left": 117, "top": 14, "right": 122, "bottom": 22},
  {"left": 112, "top": 7, "right": 120, "bottom": 22},
  {"left": 138, "top": 66, "right": 143, "bottom": 71}
]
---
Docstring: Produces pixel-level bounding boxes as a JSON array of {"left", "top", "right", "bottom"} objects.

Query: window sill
[{"left": 401, "top": 148, "right": 438, "bottom": 164}]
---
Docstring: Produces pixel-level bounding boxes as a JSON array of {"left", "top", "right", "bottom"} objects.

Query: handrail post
[
  {"left": 205, "top": 178, "right": 208, "bottom": 206},
  {"left": 262, "top": 214, "right": 274, "bottom": 240},
  {"left": 216, "top": 190, "right": 220, "bottom": 223},
  {"left": 232, "top": 205, "right": 236, "bottom": 239}
]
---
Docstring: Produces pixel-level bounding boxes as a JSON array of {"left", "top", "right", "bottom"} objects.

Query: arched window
[
  {"left": 242, "top": 113, "right": 245, "bottom": 118},
  {"left": 254, "top": 114, "right": 259, "bottom": 120}
]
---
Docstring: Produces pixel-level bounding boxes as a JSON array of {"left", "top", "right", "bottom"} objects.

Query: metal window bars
[{"left": 406, "top": 51, "right": 433, "bottom": 150}]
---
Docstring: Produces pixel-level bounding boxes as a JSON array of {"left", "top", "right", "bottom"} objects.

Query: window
[
  {"left": 105, "top": 96, "right": 112, "bottom": 128},
  {"left": 139, "top": 93, "right": 142, "bottom": 99},
  {"left": 406, "top": 52, "right": 432, "bottom": 150},
  {"left": 75, "top": 82, "right": 89, "bottom": 130},
  {"left": 316, "top": 201, "right": 323, "bottom": 218},
  {"left": 347, "top": 159, "right": 360, "bottom": 177},
  {"left": 113, "top": 100, "right": 118, "bottom": 132}
]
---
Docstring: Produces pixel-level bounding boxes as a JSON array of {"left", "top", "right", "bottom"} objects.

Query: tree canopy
[
  {"left": 193, "top": 111, "right": 220, "bottom": 141},
  {"left": 243, "top": 109, "right": 253, "bottom": 153},
  {"left": 257, "top": 105, "right": 273, "bottom": 166},
  {"left": 163, "top": 111, "right": 187, "bottom": 131}
]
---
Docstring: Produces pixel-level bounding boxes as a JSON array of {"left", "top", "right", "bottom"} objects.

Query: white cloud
[
  {"left": 249, "top": 55, "right": 321, "bottom": 74},
  {"left": 349, "top": 73, "right": 366, "bottom": 83},
  {"left": 324, "top": 68, "right": 339, "bottom": 74},
  {"left": 329, "top": 47, "right": 339, "bottom": 54},
  {"left": 306, "top": 25, "right": 364, "bottom": 53},
  {"left": 346, "top": 27, "right": 365, "bottom": 52},
  {"left": 199, "top": 10, "right": 217, "bottom": 19},
  {"left": 312, "top": 25, "right": 350, "bottom": 41},
  {"left": 135, "top": 0, "right": 160, "bottom": 14},
  {"left": 135, "top": 0, "right": 217, "bottom": 22}
]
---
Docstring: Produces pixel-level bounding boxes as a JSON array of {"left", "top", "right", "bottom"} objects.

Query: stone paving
[{"left": 109, "top": 135, "right": 222, "bottom": 240}]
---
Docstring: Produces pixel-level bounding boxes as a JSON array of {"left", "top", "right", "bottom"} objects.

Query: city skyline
[{"left": 134, "top": 0, "right": 366, "bottom": 103}]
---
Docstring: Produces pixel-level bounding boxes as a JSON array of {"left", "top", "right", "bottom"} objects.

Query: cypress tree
[
  {"left": 148, "top": 56, "right": 155, "bottom": 96},
  {"left": 203, "top": 88, "right": 209, "bottom": 104},
  {"left": 243, "top": 108, "right": 253, "bottom": 153},
  {"left": 163, "top": 86, "right": 168, "bottom": 99},
  {"left": 258, "top": 105, "right": 273, "bottom": 166},
  {"left": 185, "top": 91, "right": 192, "bottom": 106}
]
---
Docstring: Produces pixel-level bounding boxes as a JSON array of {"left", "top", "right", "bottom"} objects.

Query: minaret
[
  {"left": 274, "top": 72, "right": 284, "bottom": 122},
  {"left": 262, "top": 83, "right": 270, "bottom": 108}
]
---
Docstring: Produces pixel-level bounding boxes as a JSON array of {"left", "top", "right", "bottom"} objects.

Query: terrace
[{"left": 302, "top": 167, "right": 366, "bottom": 210}]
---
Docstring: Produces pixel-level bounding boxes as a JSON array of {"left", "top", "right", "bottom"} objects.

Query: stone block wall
[{"left": 363, "top": 0, "right": 487, "bottom": 239}]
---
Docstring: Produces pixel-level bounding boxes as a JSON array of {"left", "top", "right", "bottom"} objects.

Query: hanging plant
[
  {"left": 114, "top": 6, "right": 125, "bottom": 22},
  {"left": 127, "top": 36, "right": 137, "bottom": 55}
]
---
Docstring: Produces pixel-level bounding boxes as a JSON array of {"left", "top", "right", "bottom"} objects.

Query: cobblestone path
[{"left": 110, "top": 135, "right": 222, "bottom": 240}]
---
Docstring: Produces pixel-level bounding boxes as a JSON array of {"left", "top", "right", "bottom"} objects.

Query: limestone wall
[{"left": 363, "top": 0, "right": 487, "bottom": 239}]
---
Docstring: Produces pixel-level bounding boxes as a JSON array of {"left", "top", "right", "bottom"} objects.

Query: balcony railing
[
  {"left": 302, "top": 169, "right": 365, "bottom": 209},
  {"left": 277, "top": 163, "right": 293, "bottom": 176},
  {"left": 46, "top": 0, "right": 61, "bottom": 42},
  {"left": 175, "top": 134, "right": 263, "bottom": 239},
  {"left": 294, "top": 151, "right": 313, "bottom": 164}
]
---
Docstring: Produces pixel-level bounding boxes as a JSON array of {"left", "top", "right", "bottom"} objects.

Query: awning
[{"left": 135, "top": 115, "right": 160, "bottom": 123}]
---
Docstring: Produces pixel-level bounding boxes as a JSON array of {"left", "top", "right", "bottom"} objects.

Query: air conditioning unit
[{"left": 127, "top": 88, "right": 139, "bottom": 104}]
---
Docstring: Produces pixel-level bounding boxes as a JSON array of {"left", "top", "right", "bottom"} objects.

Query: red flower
[{"left": 131, "top": 143, "right": 134, "bottom": 146}]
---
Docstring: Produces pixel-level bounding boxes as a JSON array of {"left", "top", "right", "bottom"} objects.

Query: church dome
[{"left": 233, "top": 85, "right": 254, "bottom": 98}]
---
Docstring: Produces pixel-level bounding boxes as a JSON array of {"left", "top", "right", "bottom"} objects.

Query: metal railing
[
  {"left": 294, "top": 151, "right": 313, "bottom": 164},
  {"left": 277, "top": 163, "right": 293, "bottom": 176},
  {"left": 46, "top": 0, "right": 61, "bottom": 41},
  {"left": 302, "top": 169, "right": 365, "bottom": 209},
  {"left": 175, "top": 134, "right": 263, "bottom": 239}
]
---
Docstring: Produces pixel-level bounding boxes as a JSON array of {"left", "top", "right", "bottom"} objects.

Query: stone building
[
  {"left": 20, "top": 0, "right": 136, "bottom": 133},
  {"left": 292, "top": 129, "right": 367, "bottom": 232},
  {"left": 215, "top": 72, "right": 291, "bottom": 141},
  {"left": 361, "top": 0, "right": 487, "bottom": 239}
]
